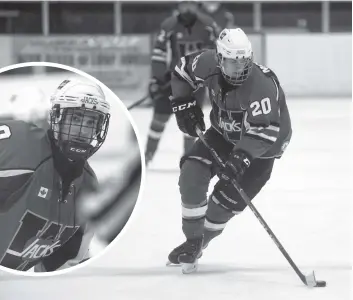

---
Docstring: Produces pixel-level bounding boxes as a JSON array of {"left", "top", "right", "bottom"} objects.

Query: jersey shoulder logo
[{"left": 37, "top": 187, "right": 51, "bottom": 199}]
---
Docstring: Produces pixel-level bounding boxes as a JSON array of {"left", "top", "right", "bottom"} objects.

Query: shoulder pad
[
  {"left": 161, "top": 15, "right": 178, "bottom": 32},
  {"left": 83, "top": 162, "right": 98, "bottom": 190},
  {"left": 253, "top": 62, "right": 280, "bottom": 85},
  {"left": 84, "top": 162, "right": 97, "bottom": 180},
  {"left": 0, "top": 120, "right": 51, "bottom": 170},
  {"left": 196, "top": 11, "right": 217, "bottom": 26},
  {"left": 174, "top": 50, "right": 218, "bottom": 89},
  {"left": 193, "top": 50, "right": 218, "bottom": 80}
]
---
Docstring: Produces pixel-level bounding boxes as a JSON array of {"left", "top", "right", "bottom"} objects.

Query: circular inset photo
[{"left": 0, "top": 62, "right": 144, "bottom": 274}]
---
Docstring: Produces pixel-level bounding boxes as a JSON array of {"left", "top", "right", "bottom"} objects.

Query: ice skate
[{"left": 166, "top": 236, "right": 204, "bottom": 274}]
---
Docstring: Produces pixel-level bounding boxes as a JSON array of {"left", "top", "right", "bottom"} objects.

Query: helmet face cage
[
  {"left": 217, "top": 52, "right": 253, "bottom": 86},
  {"left": 50, "top": 104, "right": 110, "bottom": 160}
]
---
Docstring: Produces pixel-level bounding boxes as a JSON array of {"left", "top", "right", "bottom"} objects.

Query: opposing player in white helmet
[
  {"left": 168, "top": 28, "right": 292, "bottom": 273},
  {"left": 0, "top": 78, "right": 110, "bottom": 272}
]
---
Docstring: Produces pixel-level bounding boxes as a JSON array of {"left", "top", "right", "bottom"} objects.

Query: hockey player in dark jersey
[
  {"left": 0, "top": 78, "right": 110, "bottom": 272},
  {"left": 145, "top": 0, "right": 220, "bottom": 166},
  {"left": 168, "top": 28, "right": 292, "bottom": 273}
]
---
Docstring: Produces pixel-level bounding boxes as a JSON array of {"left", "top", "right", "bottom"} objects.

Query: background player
[
  {"left": 200, "top": 2, "right": 235, "bottom": 29},
  {"left": 145, "top": 0, "right": 220, "bottom": 166},
  {"left": 0, "top": 78, "right": 110, "bottom": 272},
  {"left": 168, "top": 28, "right": 292, "bottom": 273}
]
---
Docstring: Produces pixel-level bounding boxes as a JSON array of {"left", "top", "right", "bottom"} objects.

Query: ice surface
[{"left": 0, "top": 98, "right": 351, "bottom": 300}]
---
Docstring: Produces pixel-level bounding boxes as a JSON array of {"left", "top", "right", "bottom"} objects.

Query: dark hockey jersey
[
  {"left": 0, "top": 120, "right": 97, "bottom": 271},
  {"left": 151, "top": 12, "right": 220, "bottom": 83},
  {"left": 171, "top": 49, "right": 292, "bottom": 159}
]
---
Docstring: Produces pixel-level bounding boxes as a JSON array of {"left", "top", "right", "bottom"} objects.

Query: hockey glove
[
  {"left": 171, "top": 96, "right": 205, "bottom": 137},
  {"left": 220, "top": 150, "right": 251, "bottom": 183},
  {"left": 148, "top": 78, "right": 168, "bottom": 101}
]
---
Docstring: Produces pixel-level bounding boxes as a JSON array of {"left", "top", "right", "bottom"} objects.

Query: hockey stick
[
  {"left": 127, "top": 82, "right": 172, "bottom": 111},
  {"left": 195, "top": 126, "right": 326, "bottom": 288},
  {"left": 127, "top": 95, "right": 150, "bottom": 110}
]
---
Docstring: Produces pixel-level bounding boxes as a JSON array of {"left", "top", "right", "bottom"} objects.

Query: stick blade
[{"left": 305, "top": 271, "right": 326, "bottom": 287}]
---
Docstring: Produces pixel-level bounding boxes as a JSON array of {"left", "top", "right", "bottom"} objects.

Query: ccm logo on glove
[{"left": 172, "top": 100, "right": 197, "bottom": 112}]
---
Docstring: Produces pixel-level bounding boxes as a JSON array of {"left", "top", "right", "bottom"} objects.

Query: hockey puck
[{"left": 316, "top": 281, "right": 326, "bottom": 287}]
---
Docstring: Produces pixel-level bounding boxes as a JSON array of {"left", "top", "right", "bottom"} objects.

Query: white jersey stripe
[
  {"left": 182, "top": 205, "right": 207, "bottom": 218},
  {"left": 0, "top": 169, "right": 34, "bottom": 177},
  {"left": 151, "top": 56, "right": 167, "bottom": 62},
  {"left": 148, "top": 129, "right": 163, "bottom": 140},
  {"left": 188, "top": 156, "right": 212, "bottom": 165},
  {"left": 272, "top": 78, "right": 280, "bottom": 116},
  {"left": 152, "top": 48, "right": 166, "bottom": 56},
  {"left": 249, "top": 124, "right": 280, "bottom": 132},
  {"left": 204, "top": 219, "right": 227, "bottom": 231},
  {"left": 175, "top": 57, "right": 197, "bottom": 89},
  {"left": 246, "top": 130, "right": 277, "bottom": 142}
]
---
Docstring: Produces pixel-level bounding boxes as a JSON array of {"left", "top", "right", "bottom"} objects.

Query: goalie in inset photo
[{"left": 0, "top": 64, "right": 143, "bottom": 273}]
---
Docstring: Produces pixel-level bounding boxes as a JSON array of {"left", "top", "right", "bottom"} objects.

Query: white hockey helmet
[
  {"left": 216, "top": 28, "right": 253, "bottom": 86},
  {"left": 49, "top": 78, "right": 110, "bottom": 161}
]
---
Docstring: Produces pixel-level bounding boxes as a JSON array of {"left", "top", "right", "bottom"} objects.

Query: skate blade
[
  {"left": 181, "top": 262, "right": 198, "bottom": 274},
  {"left": 166, "top": 260, "right": 181, "bottom": 267}
]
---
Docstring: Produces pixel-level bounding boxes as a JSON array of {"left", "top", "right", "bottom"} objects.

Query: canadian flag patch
[{"left": 38, "top": 187, "right": 50, "bottom": 199}]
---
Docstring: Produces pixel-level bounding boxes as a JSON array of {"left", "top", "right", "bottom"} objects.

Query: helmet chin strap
[{"left": 60, "top": 140, "right": 94, "bottom": 161}]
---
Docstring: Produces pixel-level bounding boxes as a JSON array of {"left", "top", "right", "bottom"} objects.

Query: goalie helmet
[
  {"left": 49, "top": 78, "right": 110, "bottom": 161},
  {"left": 216, "top": 28, "right": 253, "bottom": 86}
]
